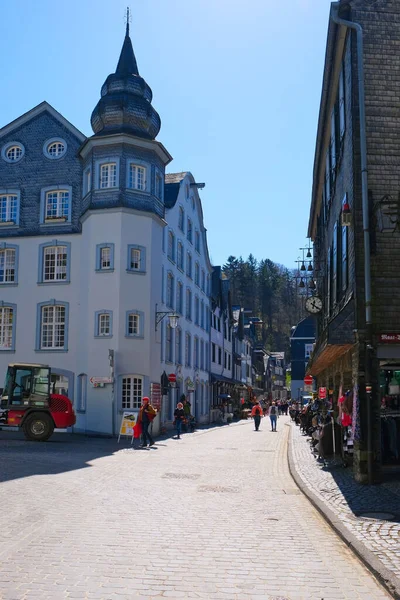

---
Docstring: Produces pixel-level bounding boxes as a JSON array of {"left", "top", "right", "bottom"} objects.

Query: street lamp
[{"left": 155, "top": 304, "right": 180, "bottom": 331}]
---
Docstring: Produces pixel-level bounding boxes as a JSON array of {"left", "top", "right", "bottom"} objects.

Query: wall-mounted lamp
[{"left": 155, "top": 304, "right": 180, "bottom": 331}]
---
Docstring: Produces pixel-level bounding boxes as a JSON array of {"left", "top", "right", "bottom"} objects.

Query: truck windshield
[{"left": 32, "top": 368, "right": 50, "bottom": 396}]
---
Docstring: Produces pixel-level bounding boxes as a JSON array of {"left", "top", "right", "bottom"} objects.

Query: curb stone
[{"left": 287, "top": 422, "right": 400, "bottom": 600}]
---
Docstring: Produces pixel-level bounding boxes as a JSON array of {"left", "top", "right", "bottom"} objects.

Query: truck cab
[{"left": 0, "top": 363, "right": 75, "bottom": 441}]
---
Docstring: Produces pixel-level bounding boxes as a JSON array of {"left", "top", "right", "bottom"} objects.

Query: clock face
[{"left": 305, "top": 296, "right": 323, "bottom": 314}]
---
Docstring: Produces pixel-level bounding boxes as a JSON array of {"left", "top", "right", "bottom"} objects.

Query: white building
[
  {"left": 0, "top": 23, "right": 212, "bottom": 434},
  {"left": 160, "top": 172, "right": 212, "bottom": 424}
]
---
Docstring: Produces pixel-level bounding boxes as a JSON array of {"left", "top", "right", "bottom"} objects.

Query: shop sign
[
  {"left": 117, "top": 411, "right": 138, "bottom": 443},
  {"left": 150, "top": 382, "right": 162, "bottom": 411},
  {"left": 319, "top": 387, "right": 327, "bottom": 399},
  {"left": 379, "top": 333, "right": 400, "bottom": 343},
  {"left": 186, "top": 378, "right": 195, "bottom": 392}
]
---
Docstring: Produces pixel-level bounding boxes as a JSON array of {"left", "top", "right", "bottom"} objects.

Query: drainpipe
[{"left": 331, "top": 6, "right": 373, "bottom": 484}]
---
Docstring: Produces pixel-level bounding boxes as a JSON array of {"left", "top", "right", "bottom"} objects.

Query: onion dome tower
[{"left": 90, "top": 11, "right": 161, "bottom": 140}]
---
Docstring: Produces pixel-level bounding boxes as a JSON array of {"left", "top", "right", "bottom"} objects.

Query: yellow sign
[{"left": 118, "top": 411, "right": 139, "bottom": 443}]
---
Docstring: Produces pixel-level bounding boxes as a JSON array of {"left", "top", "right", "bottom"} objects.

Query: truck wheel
[{"left": 22, "top": 413, "right": 54, "bottom": 442}]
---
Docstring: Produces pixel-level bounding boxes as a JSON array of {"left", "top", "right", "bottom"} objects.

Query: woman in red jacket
[{"left": 251, "top": 400, "right": 263, "bottom": 431}]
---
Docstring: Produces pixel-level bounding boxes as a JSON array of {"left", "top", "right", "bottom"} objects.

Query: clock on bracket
[{"left": 305, "top": 296, "right": 323, "bottom": 315}]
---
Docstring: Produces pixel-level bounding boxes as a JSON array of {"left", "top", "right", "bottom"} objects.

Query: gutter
[{"left": 330, "top": 5, "right": 374, "bottom": 485}]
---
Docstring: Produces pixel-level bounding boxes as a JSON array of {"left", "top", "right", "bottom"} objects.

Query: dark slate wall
[{"left": 0, "top": 111, "right": 83, "bottom": 237}]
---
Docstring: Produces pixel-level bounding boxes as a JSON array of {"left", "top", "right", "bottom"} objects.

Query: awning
[
  {"left": 307, "top": 343, "right": 354, "bottom": 376},
  {"left": 210, "top": 374, "right": 235, "bottom": 385}
]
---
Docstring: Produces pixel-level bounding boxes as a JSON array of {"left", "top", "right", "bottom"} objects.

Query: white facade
[{"left": 160, "top": 173, "right": 212, "bottom": 424}]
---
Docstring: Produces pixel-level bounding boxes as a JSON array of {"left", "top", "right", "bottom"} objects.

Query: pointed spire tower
[{"left": 91, "top": 7, "right": 161, "bottom": 139}]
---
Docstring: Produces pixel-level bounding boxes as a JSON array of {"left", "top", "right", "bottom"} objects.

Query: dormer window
[
  {"left": 129, "top": 164, "right": 146, "bottom": 191},
  {"left": 43, "top": 138, "right": 67, "bottom": 159},
  {"left": 100, "top": 163, "right": 117, "bottom": 188},
  {"left": 2, "top": 142, "right": 25, "bottom": 164}
]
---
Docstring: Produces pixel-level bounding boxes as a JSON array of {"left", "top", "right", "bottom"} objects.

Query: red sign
[
  {"left": 304, "top": 375, "right": 313, "bottom": 385},
  {"left": 150, "top": 382, "right": 162, "bottom": 411},
  {"left": 379, "top": 333, "right": 400, "bottom": 344},
  {"left": 168, "top": 373, "right": 177, "bottom": 383},
  {"left": 319, "top": 387, "right": 327, "bottom": 399}
]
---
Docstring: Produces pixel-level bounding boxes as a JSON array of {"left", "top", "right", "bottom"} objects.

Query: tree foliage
[{"left": 223, "top": 255, "right": 304, "bottom": 354}]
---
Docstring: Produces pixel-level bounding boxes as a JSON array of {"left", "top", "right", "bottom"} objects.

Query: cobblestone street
[
  {"left": 0, "top": 418, "right": 392, "bottom": 600},
  {"left": 289, "top": 421, "right": 400, "bottom": 597}
]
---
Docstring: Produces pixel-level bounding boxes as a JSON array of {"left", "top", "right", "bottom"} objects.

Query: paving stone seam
[{"left": 287, "top": 422, "right": 400, "bottom": 600}]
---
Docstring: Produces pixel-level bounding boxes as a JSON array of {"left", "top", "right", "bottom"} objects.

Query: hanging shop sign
[
  {"left": 304, "top": 375, "right": 313, "bottom": 385},
  {"left": 319, "top": 387, "right": 327, "bottom": 399},
  {"left": 186, "top": 378, "right": 195, "bottom": 392},
  {"left": 150, "top": 382, "right": 162, "bottom": 411},
  {"left": 379, "top": 333, "right": 400, "bottom": 343}
]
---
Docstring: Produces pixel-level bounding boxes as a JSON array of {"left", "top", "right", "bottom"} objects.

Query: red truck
[{"left": 0, "top": 363, "right": 76, "bottom": 441}]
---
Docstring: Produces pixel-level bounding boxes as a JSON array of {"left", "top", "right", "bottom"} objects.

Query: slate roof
[
  {"left": 165, "top": 172, "right": 188, "bottom": 184},
  {"left": 164, "top": 172, "right": 188, "bottom": 208}
]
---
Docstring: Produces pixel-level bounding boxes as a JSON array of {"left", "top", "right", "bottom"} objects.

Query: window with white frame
[
  {"left": 194, "top": 337, "right": 199, "bottom": 368},
  {"left": 127, "top": 312, "right": 140, "bottom": 336},
  {"left": 100, "top": 246, "right": 111, "bottom": 269},
  {"left": 186, "top": 288, "right": 192, "bottom": 320},
  {"left": 168, "top": 231, "right": 175, "bottom": 262},
  {"left": 186, "top": 252, "right": 192, "bottom": 278},
  {"left": 97, "top": 312, "right": 111, "bottom": 337},
  {"left": 100, "top": 163, "right": 117, "bottom": 188},
  {"left": 122, "top": 375, "right": 143, "bottom": 409},
  {"left": 155, "top": 172, "right": 162, "bottom": 198},
  {"left": 185, "top": 333, "right": 191, "bottom": 367},
  {"left": 200, "top": 300, "right": 204, "bottom": 328},
  {"left": 43, "top": 246, "right": 67, "bottom": 281},
  {"left": 40, "top": 305, "right": 66, "bottom": 349},
  {"left": 166, "top": 272, "right": 174, "bottom": 309},
  {"left": 187, "top": 218, "right": 193, "bottom": 243},
  {"left": 83, "top": 168, "right": 91, "bottom": 196},
  {"left": 176, "top": 281, "right": 183, "bottom": 314},
  {"left": 178, "top": 207, "right": 185, "bottom": 232},
  {"left": 195, "top": 230, "right": 200, "bottom": 253},
  {"left": 0, "top": 306, "right": 14, "bottom": 349},
  {"left": 175, "top": 327, "right": 182, "bottom": 364},
  {"left": 177, "top": 242, "right": 184, "bottom": 270},
  {"left": 201, "top": 270, "right": 205, "bottom": 292},
  {"left": 46, "top": 140, "right": 66, "bottom": 158},
  {"left": 0, "top": 194, "right": 18, "bottom": 223},
  {"left": 195, "top": 296, "right": 199, "bottom": 325},
  {"left": 45, "top": 190, "right": 70, "bottom": 220},
  {"left": 130, "top": 247, "right": 141, "bottom": 270},
  {"left": 5, "top": 145, "right": 23, "bottom": 162},
  {"left": 195, "top": 262, "right": 200, "bottom": 286},
  {"left": 129, "top": 164, "right": 146, "bottom": 191},
  {"left": 200, "top": 339, "right": 204, "bottom": 370},
  {"left": 166, "top": 324, "right": 173, "bottom": 362},
  {"left": 0, "top": 248, "right": 16, "bottom": 283}
]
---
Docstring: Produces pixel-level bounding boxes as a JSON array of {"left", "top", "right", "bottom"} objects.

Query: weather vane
[{"left": 124, "top": 6, "right": 132, "bottom": 35}]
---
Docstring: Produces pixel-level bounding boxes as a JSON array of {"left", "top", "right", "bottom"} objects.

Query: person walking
[
  {"left": 174, "top": 402, "right": 185, "bottom": 439},
  {"left": 269, "top": 401, "right": 278, "bottom": 432},
  {"left": 251, "top": 400, "right": 263, "bottom": 431},
  {"left": 138, "top": 397, "right": 157, "bottom": 447}
]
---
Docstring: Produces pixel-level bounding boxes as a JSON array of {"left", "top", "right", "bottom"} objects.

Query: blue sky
[{"left": 0, "top": 0, "right": 331, "bottom": 269}]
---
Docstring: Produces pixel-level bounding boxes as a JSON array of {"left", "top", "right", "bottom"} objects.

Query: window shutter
[{"left": 332, "top": 223, "right": 338, "bottom": 306}]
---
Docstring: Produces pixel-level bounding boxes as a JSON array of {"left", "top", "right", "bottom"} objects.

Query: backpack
[
  {"left": 270, "top": 406, "right": 276, "bottom": 415},
  {"left": 255, "top": 407, "right": 261, "bottom": 416}
]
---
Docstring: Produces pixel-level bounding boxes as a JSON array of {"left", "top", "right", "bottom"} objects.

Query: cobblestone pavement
[
  {"left": 289, "top": 422, "right": 400, "bottom": 594},
  {"left": 0, "top": 419, "right": 392, "bottom": 600}
]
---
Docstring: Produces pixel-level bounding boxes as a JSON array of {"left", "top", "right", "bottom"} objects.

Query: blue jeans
[
  {"left": 270, "top": 415, "right": 277, "bottom": 431},
  {"left": 176, "top": 419, "right": 182, "bottom": 437}
]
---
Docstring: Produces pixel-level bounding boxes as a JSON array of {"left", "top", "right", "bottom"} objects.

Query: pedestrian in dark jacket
[
  {"left": 174, "top": 402, "right": 185, "bottom": 439},
  {"left": 138, "top": 397, "right": 157, "bottom": 447}
]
